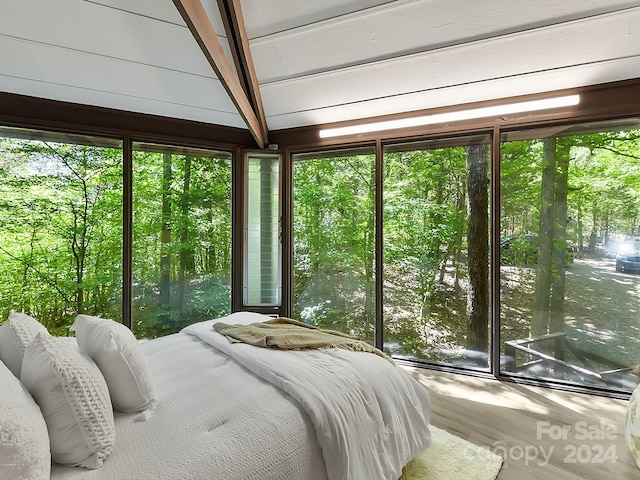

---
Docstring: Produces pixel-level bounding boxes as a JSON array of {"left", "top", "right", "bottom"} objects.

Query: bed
[{"left": 1, "top": 311, "right": 432, "bottom": 480}]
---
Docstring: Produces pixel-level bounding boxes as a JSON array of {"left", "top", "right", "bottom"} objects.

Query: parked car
[{"left": 616, "top": 251, "right": 640, "bottom": 274}]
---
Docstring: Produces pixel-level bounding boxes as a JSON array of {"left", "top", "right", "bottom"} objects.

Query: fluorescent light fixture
[{"left": 319, "top": 94, "right": 580, "bottom": 138}]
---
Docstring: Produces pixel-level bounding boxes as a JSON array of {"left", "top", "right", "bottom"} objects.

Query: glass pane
[
  {"left": 383, "top": 135, "right": 491, "bottom": 369},
  {"left": 244, "top": 155, "right": 281, "bottom": 306},
  {"left": 132, "top": 143, "right": 232, "bottom": 338},
  {"left": 500, "top": 119, "right": 640, "bottom": 392},
  {"left": 0, "top": 126, "right": 123, "bottom": 335},
  {"left": 292, "top": 148, "right": 376, "bottom": 344}
]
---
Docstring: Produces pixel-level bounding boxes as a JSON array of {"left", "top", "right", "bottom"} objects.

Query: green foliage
[
  {"left": 0, "top": 138, "right": 232, "bottom": 338},
  {"left": 382, "top": 146, "right": 473, "bottom": 361},
  {"left": 0, "top": 138, "right": 122, "bottom": 335},
  {"left": 293, "top": 154, "right": 375, "bottom": 342},
  {"left": 131, "top": 150, "right": 232, "bottom": 338},
  {"left": 1, "top": 123, "right": 638, "bottom": 372}
]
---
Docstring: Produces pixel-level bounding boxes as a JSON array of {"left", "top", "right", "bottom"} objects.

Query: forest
[
  {"left": 292, "top": 126, "right": 640, "bottom": 375},
  {"left": 1, "top": 123, "right": 639, "bottom": 387},
  {"left": 0, "top": 133, "right": 232, "bottom": 339}
]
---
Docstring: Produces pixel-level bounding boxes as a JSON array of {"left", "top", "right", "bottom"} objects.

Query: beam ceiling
[
  {"left": 172, "top": 0, "right": 267, "bottom": 148},
  {"left": 1, "top": 1, "right": 640, "bottom": 138}
]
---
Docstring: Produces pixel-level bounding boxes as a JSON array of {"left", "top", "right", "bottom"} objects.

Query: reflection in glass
[
  {"left": 244, "top": 154, "right": 281, "bottom": 306},
  {"left": 500, "top": 120, "right": 640, "bottom": 392},
  {"left": 132, "top": 143, "right": 232, "bottom": 338}
]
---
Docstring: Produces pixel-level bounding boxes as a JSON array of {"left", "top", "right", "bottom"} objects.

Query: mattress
[{"left": 50, "top": 331, "right": 328, "bottom": 480}]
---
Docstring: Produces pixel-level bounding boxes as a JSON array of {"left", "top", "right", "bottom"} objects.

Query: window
[
  {"left": 0, "top": 127, "right": 123, "bottom": 335},
  {"left": 244, "top": 154, "right": 281, "bottom": 307},
  {"left": 132, "top": 143, "right": 232, "bottom": 338},
  {"left": 383, "top": 135, "right": 491, "bottom": 368},
  {"left": 292, "top": 148, "right": 376, "bottom": 343},
  {"left": 500, "top": 120, "right": 640, "bottom": 392}
]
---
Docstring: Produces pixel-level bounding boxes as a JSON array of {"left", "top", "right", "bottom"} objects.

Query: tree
[
  {"left": 532, "top": 139, "right": 556, "bottom": 337},
  {"left": 0, "top": 138, "right": 122, "bottom": 333},
  {"left": 550, "top": 139, "right": 571, "bottom": 338},
  {"left": 159, "top": 152, "right": 172, "bottom": 328},
  {"left": 465, "top": 144, "right": 489, "bottom": 352},
  {"left": 177, "top": 155, "right": 193, "bottom": 319}
]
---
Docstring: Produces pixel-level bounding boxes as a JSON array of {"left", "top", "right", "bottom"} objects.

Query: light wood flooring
[{"left": 405, "top": 368, "right": 639, "bottom": 479}]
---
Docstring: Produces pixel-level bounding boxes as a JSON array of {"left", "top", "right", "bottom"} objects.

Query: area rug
[{"left": 400, "top": 426, "right": 503, "bottom": 480}]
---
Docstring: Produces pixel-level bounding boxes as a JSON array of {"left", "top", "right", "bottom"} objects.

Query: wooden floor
[{"left": 405, "top": 368, "right": 639, "bottom": 479}]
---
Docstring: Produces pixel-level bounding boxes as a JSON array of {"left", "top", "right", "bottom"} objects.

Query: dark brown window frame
[{"left": 2, "top": 78, "right": 639, "bottom": 398}]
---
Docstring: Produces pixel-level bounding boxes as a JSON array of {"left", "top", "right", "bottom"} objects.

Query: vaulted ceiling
[{"left": 2, "top": 0, "right": 640, "bottom": 147}]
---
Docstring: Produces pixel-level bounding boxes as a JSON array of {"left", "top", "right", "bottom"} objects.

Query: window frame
[{"left": 1, "top": 79, "right": 639, "bottom": 398}]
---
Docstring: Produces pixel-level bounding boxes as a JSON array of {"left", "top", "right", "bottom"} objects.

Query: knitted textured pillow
[
  {"left": 73, "top": 314, "right": 156, "bottom": 413},
  {"left": 0, "top": 359, "right": 50, "bottom": 480},
  {"left": 0, "top": 312, "right": 49, "bottom": 378},
  {"left": 21, "top": 334, "right": 115, "bottom": 469}
]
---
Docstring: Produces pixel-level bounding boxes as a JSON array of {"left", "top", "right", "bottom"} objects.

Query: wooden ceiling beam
[
  {"left": 217, "top": 0, "right": 269, "bottom": 145},
  {"left": 173, "top": 0, "right": 267, "bottom": 148}
]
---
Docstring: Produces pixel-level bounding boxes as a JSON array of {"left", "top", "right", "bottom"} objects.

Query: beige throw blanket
[{"left": 214, "top": 317, "right": 394, "bottom": 364}]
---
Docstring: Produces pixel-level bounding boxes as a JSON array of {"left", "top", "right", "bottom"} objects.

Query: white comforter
[
  {"left": 182, "top": 312, "right": 432, "bottom": 480},
  {"left": 50, "top": 330, "right": 327, "bottom": 480}
]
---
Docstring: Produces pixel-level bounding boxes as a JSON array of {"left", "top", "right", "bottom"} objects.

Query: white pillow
[
  {"left": 0, "top": 312, "right": 49, "bottom": 378},
  {"left": 72, "top": 314, "right": 156, "bottom": 413},
  {"left": 21, "top": 334, "right": 115, "bottom": 469},
  {"left": 627, "top": 383, "right": 640, "bottom": 469},
  {"left": 0, "top": 359, "right": 51, "bottom": 480}
]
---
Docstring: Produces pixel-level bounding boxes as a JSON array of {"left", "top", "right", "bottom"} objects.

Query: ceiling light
[{"left": 319, "top": 94, "right": 580, "bottom": 138}]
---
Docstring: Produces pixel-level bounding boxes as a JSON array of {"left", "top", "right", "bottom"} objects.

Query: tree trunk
[
  {"left": 588, "top": 198, "right": 598, "bottom": 253},
  {"left": 577, "top": 204, "right": 583, "bottom": 254},
  {"left": 550, "top": 140, "right": 570, "bottom": 338},
  {"left": 532, "top": 138, "right": 556, "bottom": 337},
  {"left": 71, "top": 171, "right": 90, "bottom": 315},
  {"left": 177, "top": 156, "right": 192, "bottom": 319},
  {"left": 363, "top": 160, "right": 375, "bottom": 331},
  {"left": 465, "top": 144, "right": 489, "bottom": 353},
  {"left": 159, "top": 152, "right": 172, "bottom": 326},
  {"left": 454, "top": 183, "right": 466, "bottom": 289}
]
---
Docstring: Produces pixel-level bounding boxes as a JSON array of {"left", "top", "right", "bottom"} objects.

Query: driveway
[{"left": 565, "top": 256, "right": 640, "bottom": 366}]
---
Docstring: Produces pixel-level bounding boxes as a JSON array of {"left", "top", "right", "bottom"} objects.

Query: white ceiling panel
[
  {"left": 250, "top": 0, "right": 640, "bottom": 84},
  {"left": 81, "top": 0, "right": 186, "bottom": 25},
  {"left": 260, "top": 7, "right": 640, "bottom": 126},
  {"left": 0, "top": 36, "right": 245, "bottom": 128},
  {"left": 240, "top": 0, "right": 394, "bottom": 38},
  {"left": 1, "top": 0, "right": 221, "bottom": 78},
  {"left": 0, "top": 0, "right": 244, "bottom": 128},
  {"left": 263, "top": 57, "right": 640, "bottom": 130},
  {"left": 83, "top": 0, "right": 227, "bottom": 34},
  {"left": 1, "top": 0, "right": 640, "bottom": 135}
]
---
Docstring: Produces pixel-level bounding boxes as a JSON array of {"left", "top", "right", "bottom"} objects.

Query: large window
[
  {"left": 383, "top": 135, "right": 491, "bottom": 368},
  {"left": 2, "top": 82, "right": 639, "bottom": 397},
  {"left": 132, "top": 143, "right": 232, "bottom": 338},
  {"left": 500, "top": 120, "right": 640, "bottom": 392},
  {"left": 292, "top": 148, "right": 376, "bottom": 344},
  {"left": 0, "top": 127, "right": 123, "bottom": 335}
]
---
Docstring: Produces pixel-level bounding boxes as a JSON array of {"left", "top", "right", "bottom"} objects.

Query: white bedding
[
  {"left": 49, "top": 312, "right": 431, "bottom": 480},
  {"left": 50, "top": 330, "right": 327, "bottom": 480},
  {"left": 183, "top": 312, "right": 432, "bottom": 480}
]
